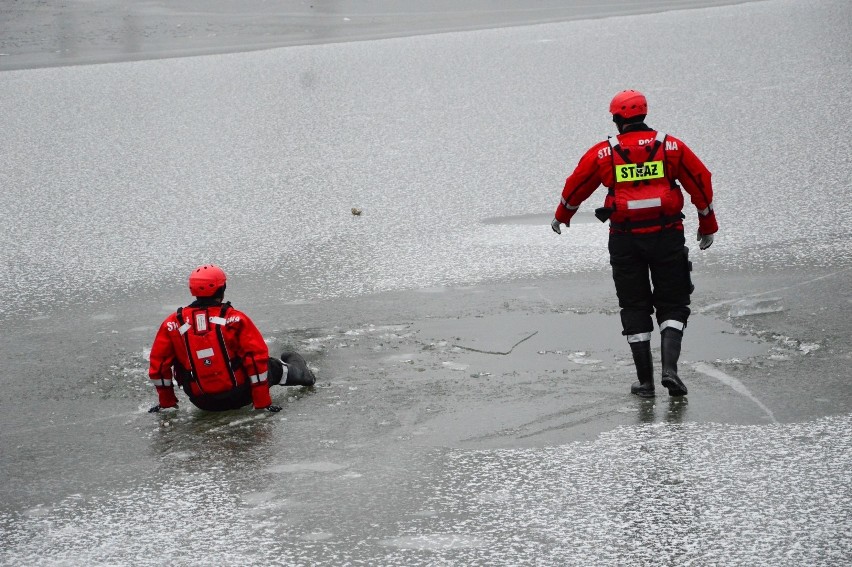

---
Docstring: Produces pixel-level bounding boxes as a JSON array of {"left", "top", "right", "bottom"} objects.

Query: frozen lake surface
[
  {"left": 1, "top": 0, "right": 851, "bottom": 565},
  {"left": 1, "top": 0, "right": 850, "bottom": 320}
]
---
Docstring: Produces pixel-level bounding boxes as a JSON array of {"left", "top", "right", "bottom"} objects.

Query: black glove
[
  {"left": 148, "top": 404, "right": 161, "bottom": 413},
  {"left": 266, "top": 405, "right": 283, "bottom": 413}
]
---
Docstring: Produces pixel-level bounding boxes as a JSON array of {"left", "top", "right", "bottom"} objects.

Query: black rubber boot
[
  {"left": 629, "top": 340, "right": 655, "bottom": 398},
  {"left": 280, "top": 352, "right": 316, "bottom": 386},
  {"left": 660, "top": 329, "right": 688, "bottom": 396}
]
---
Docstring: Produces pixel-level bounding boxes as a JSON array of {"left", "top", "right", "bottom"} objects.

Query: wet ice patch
[
  {"left": 90, "top": 313, "right": 116, "bottom": 321},
  {"left": 693, "top": 362, "right": 777, "bottom": 423},
  {"left": 729, "top": 297, "right": 784, "bottom": 317},
  {"left": 266, "top": 462, "right": 348, "bottom": 473},
  {"left": 163, "top": 451, "right": 194, "bottom": 462},
  {"left": 380, "top": 533, "right": 487, "bottom": 551},
  {"left": 207, "top": 414, "right": 267, "bottom": 432},
  {"left": 417, "top": 287, "right": 448, "bottom": 294},
  {"left": 383, "top": 353, "right": 418, "bottom": 364},
  {"left": 128, "top": 326, "right": 154, "bottom": 333},
  {"left": 242, "top": 491, "right": 276, "bottom": 506},
  {"left": 566, "top": 351, "right": 602, "bottom": 365},
  {"left": 301, "top": 532, "right": 334, "bottom": 541},
  {"left": 413, "top": 509, "right": 438, "bottom": 517},
  {"left": 22, "top": 506, "right": 50, "bottom": 518}
]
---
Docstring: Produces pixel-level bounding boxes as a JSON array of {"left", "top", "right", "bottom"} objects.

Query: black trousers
[
  {"left": 183, "top": 357, "right": 286, "bottom": 412},
  {"left": 608, "top": 229, "right": 693, "bottom": 337}
]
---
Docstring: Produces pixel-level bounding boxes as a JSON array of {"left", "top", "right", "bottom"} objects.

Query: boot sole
[
  {"left": 632, "top": 390, "right": 656, "bottom": 398},
  {"left": 630, "top": 386, "right": 656, "bottom": 398},
  {"left": 661, "top": 377, "right": 687, "bottom": 396}
]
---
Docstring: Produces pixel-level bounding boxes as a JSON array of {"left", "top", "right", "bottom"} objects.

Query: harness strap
[
  {"left": 607, "top": 131, "right": 677, "bottom": 228},
  {"left": 608, "top": 135, "right": 633, "bottom": 164},
  {"left": 214, "top": 303, "right": 239, "bottom": 388},
  {"left": 176, "top": 307, "right": 205, "bottom": 394}
]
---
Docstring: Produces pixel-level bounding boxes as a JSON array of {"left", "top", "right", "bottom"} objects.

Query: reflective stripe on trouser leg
[
  {"left": 660, "top": 320, "right": 685, "bottom": 333},
  {"left": 153, "top": 378, "right": 172, "bottom": 387},
  {"left": 627, "top": 332, "right": 653, "bottom": 343}
]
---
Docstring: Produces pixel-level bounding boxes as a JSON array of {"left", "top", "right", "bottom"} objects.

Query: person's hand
[
  {"left": 697, "top": 230, "right": 714, "bottom": 250},
  {"left": 551, "top": 218, "right": 564, "bottom": 234},
  {"left": 266, "top": 405, "right": 283, "bottom": 413}
]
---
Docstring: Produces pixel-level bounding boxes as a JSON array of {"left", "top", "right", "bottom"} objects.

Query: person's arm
[
  {"left": 552, "top": 145, "right": 605, "bottom": 232},
  {"left": 148, "top": 320, "right": 179, "bottom": 409},
  {"left": 677, "top": 141, "right": 718, "bottom": 237},
  {"left": 234, "top": 313, "right": 273, "bottom": 410}
]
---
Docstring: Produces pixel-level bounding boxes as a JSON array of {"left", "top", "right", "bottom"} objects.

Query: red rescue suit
[
  {"left": 148, "top": 302, "right": 272, "bottom": 410},
  {"left": 554, "top": 130, "right": 718, "bottom": 235}
]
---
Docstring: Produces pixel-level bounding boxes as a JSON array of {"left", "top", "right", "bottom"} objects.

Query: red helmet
[
  {"left": 609, "top": 89, "right": 648, "bottom": 119},
  {"left": 188, "top": 264, "right": 227, "bottom": 297}
]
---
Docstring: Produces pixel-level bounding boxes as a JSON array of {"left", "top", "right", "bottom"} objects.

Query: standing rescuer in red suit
[
  {"left": 551, "top": 90, "right": 718, "bottom": 397},
  {"left": 147, "top": 264, "right": 316, "bottom": 413}
]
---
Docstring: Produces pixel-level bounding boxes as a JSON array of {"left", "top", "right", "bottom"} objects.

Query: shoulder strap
[
  {"left": 645, "top": 131, "right": 666, "bottom": 161},
  {"left": 175, "top": 306, "right": 204, "bottom": 393},
  {"left": 212, "top": 302, "right": 238, "bottom": 388},
  {"left": 608, "top": 135, "right": 633, "bottom": 164}
]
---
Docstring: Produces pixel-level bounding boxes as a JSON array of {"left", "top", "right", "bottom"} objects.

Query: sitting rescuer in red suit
[
  {"left": 551, "top": 90, "right": 718, "bottom": 398},
  {"left": 147, "top": 264, "right": 316, "bottom": 413}
]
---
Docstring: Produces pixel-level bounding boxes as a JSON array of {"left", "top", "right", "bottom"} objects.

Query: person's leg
[
  {"left": 609, "top": 233, "right": 655, "bottom": 396},
  {"left": 659, "top": 327, "right": 687, "bottom": 396},
  {"left": 647, "top": 230, "right": 691, "bottom": 396},
  {"left": 267, "top": 356, "right": 285, "bottom": 386},
  {"left": 279, "top": 352, "right": 316, "bottom": 386},
  {"left": 629, "top": 339, "right": 655, "bottom": 398}
]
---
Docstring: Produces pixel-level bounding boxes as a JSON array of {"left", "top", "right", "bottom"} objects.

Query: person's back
[
  {"left": 147, "top": 264, "right": 316, "bottom": 413},
  {"left": 551, "top": 90, "right": 718, "bottom": 397},
  {"left": 151, "top": 297, "right": 273, "bottom": 410}
]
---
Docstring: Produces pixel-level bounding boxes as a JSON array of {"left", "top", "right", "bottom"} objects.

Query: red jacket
[
  {"left": 555, "top": 128, "right": 718, "bottom": 235},
  {"left": 148, "top": 302, "right": 272, "bottom": 410}
]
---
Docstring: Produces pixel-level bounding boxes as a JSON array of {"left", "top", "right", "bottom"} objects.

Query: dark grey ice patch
[
  {"left": 693, "top": 362, "right": 777, "bottom": 423},
  {"left": 387, "top": 414, "right": 852, "bottom": 566}
]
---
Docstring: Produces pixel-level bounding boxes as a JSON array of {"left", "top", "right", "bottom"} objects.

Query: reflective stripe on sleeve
[
  {"left": 608, "top": 136, "right": 619, "bottom": 148},
  {"left": 178, "top": 322, "right": 191, "bottom": 335},
  {"left": 249, "top": 372, "right": 268, "bottom": 384},
  {"left": 655, "top": 131, "right": 666, "bottom": 144},
  {"left": 209, "top": 316, "right": 227, "bottom": 325},
  {"left": 660, "top": 320, "right": 685, "bottom": 332},
  {"left": 560, "top": 198, "right": 579, "bottom": 210},
  {"left": 627, "top": 333, "right": 652, "bottom": 343},
  {"left": 699, "top": 202, "right": 714, "bottom": 216},
  {"left": 627, "top": 198, "right": 662, "bottom": 210},
  {"left": 152, "top": 378, "right": 173, "bottom": 388}
]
